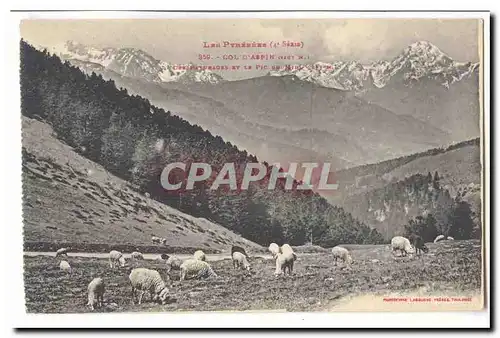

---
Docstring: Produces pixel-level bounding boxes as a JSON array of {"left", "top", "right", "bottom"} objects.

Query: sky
[{"left": 20, "top": 19, "right": 481, "bottom": 80}]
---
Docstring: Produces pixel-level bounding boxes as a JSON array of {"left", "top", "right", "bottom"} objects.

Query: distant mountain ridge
[
  {"left": 325, "top": 138, "right": 481, "bottom": 239},
  {"left": 38, "top": 40, "right": 225, "bottom": 84},
  {"left": 269, "top": 41, "right": 479, "bottom": 91},
  {"left": 36, "top": 40, "right": 478, "bottom": 91}
]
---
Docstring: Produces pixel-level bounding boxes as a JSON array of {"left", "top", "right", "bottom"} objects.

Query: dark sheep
[
  {"left": 231, "top": 245, "right": 249, "bottom": 259},
  {"left": 409, "top": 234, "right": 429, "bottom": 256}
]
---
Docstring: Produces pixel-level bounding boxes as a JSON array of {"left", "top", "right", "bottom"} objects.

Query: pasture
[{"left": 24, "top": 240, "right": 482, "bottom": 313}]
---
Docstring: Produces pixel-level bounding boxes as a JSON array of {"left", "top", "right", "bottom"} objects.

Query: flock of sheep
[
  {"left": 52, "top": 233, "right": 454, "bottom": 311},
  {"left": 54, "top": 245, "right": 248, "bottom": 310}
]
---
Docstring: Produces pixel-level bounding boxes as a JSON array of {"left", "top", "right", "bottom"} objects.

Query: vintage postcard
[{"left": 11, "top": 10, "right": 490, "bottom": 328}]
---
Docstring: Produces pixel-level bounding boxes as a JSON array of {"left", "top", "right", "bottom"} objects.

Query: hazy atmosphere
[{"left": 21, "top": 18, "right": 481, "bottom": 80}]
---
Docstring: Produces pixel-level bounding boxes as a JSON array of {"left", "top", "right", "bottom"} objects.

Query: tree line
[{"left": 403, "top": 172, "right": 479, "bottom": 242}]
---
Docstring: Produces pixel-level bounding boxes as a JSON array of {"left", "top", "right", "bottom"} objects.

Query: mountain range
[
  {"left": 269, "top": 41, "right": 479, "bottom": 91},
  {"left": 38, "top": 40, "right": 478, "bottom": 92},
  {"left": 33, "top": 39, "right": 480, "bottom": 170},
  {"left": 40, "top": 40, "right": 225, "bottom": 84}
]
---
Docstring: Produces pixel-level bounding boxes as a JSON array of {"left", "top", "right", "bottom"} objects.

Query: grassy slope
[
  {"left": 24, "top": 239, "right": 482, "bottom": 313},
  {"left": 22, "top": 117, "right": 263, "bottom": 253}
]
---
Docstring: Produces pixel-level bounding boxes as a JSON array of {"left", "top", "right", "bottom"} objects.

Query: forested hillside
[
  {"left": 342, "top": 171, "right": 480, "bottom": 240},
  {"left": 20, "top": 40, "right": 384, "bottom": 247}
]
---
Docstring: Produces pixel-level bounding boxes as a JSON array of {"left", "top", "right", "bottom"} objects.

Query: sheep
[
  {"left": 151, "top": 236, "right": 162, "bottom": 244},
  {"left": 231, "top": 245, "right": 249, "bottom": 259},
  {"left": 109, "top": 250, "right": 127, "bottom": 268},
  {"left": 232, "top": 251, "right": 250, "bottom": 271},
  {"left": 281, "top": 244, "right": 298, "bottom": 261},
  {"left": 391, "top": 236, "right": 415, "bottom": 257},
  {"left": 434, "top": 235, "right": 446, "bottom": 243},
  {"left": 87, "top": 277, "right": 105, "bottom": 310},
  {"left": 165, "top": 255, "right": 183, "bottom": 274},
  {"left": 59, "top": 260, "right": 72, "bottom": 274},
  {"left": 409, "top": 234, "right": 429, "bottom": 256},
  {"left": 274, "top": 244, "right": 296, "bottom": 276},
  {"left": 331, "top": 246, "right": 353, "bottom": 266},
  {"left": 268, "top": 243, "right": 280, "bottom": 258},
  {"left": 447, "top": 236, "right": 455, "bottom": 241},
  {"left": 179, "top": 259, "right": 217, "bottom": 281},
  {"left": 193, "top": 250, "right": 206, "bottom": 261},
  {"left": 161, "top": 238, "right": 167, "bottom": 245},
  {"left": 129, "top": 268, "right": 170, "bottom": 305},
  {"left": 55, "top": 247, "right": 70, "bottom": 257},
  {"left": 131, "top": 251, "right": 144, "bottom": 260}
]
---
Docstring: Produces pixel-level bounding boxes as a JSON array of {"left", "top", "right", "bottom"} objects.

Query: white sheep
[
  {"left": 165, "top": 255, "right": 183, "bottom": 274},
  {"left": 281, "top": 244, "right": 298, "bottom": 260},
  {"left": 274, "top": 244, "right": 296, "bottom": 276},
  {"left": 232, "top": 251, "right": 250, "bottom": 270},
  {"left": 331, "top": 246, "right": 353, "bottom": 266},
  {"left": 55, "top": 247, "right": 70, "bottom": 257},
  {"left": 434, "top": 235, "right": 446, "bottom": 243},
  {"left": 268, "top": 243, "right": 280, "bottom": 258},
  {"left": 447, "top": 236, "right": 455, "bottom": 241},
  {"left": 59, "top": 260, "right": 72, "bottom": 274},
  {"left": 193, "top": 250, "right": 206, "bottom": 261},
  {"left": 87, "top": 277, "right": 105, "bottom": 310},
  {"left": 179, "top": 259, "right": 217, "bottom": 281},
  {"left": 131, "top": 251, "right": 144, "bottom": 260},
  {"left": 129, "top": 268, "right": 170, "bottom": 305},
  {"left": 109, "top": 250, "right": 126, "bottom": 268},
  {"left": 391, "top": 236, "right": 415, "bottom": 257},
  {"left": 151, "top": 236, "right": 162, "bottom": 244}
]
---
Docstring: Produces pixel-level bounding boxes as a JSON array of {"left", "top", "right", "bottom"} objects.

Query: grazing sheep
[
  {"left": 331, "top": 246, "right": 353, "bottom": 266},
  {"left": 161, "top": 238, "right": 167, "bottom": 245},
  {"left": 391, "top": 236, "right": 415, "bottom": 257},
  {"left": 55, "top": 247, "right": 70, "bottom": 257},
  {"left": 193, "top": 250, "right": 206, "bottom": 261},
  {"left": 231, "top": 245, "right": 249, "bottom": 259},
  {"left": 151, "top": 236, "right": 162, "bottom": 244},
  {"left": 87, "top": 277, "right": 105, "bottom": 310},
  {"left": 179, "top": 259, "right": 217, "bottom": 281},
  {"left": 109, "top": 250, "right": 127, "bottom": 268},
  {"left": 59, "top": 260, "right": 72, "bottom": 274},
  {"left": 165, "top": 255, "right": 183, "bottom": 274},
  {"left": 131, "top": 251, "right": 144, "bottom": 260},
  {"left": 409, "top": 234, "right": 429, "bottom": 256},
  {"left": 447, "top": 236, "right": 455, "bottom": 241},
  {"left": 281, "top": 244, "right": 298, "bottom": 261},
  {"left": 129, "top": 268, "right": 170, "bottom": 305},
  {"left": 274, "top": 244, "right": 296, "bottom": 276},
  {"left": 268, "top": 243, "right": 280, "bottom": 258},
  {"left": 232, "top": 251, "right": 251, "bottom": 270},
  {"left": 434, "top": 235, "right": 446, "bottom": 243}
]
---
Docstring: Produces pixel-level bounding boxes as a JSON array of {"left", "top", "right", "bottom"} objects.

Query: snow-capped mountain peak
[
  {"left": 270, "top": 40, "right": 478, "bottom": 91},
  {"left": 38, "top": 40, "right": 225, "bottom": 85}
]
